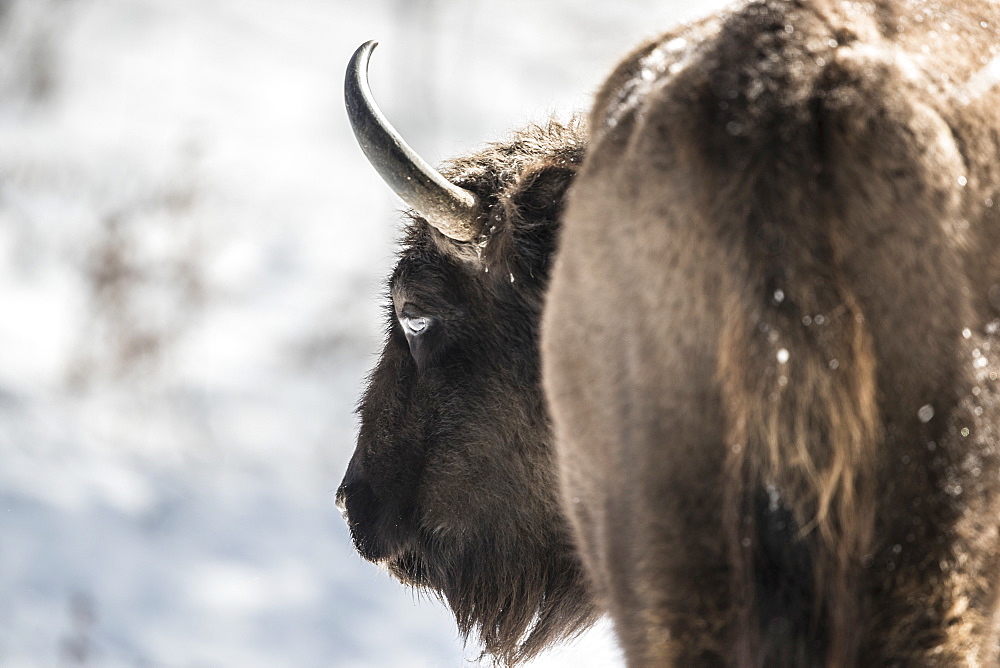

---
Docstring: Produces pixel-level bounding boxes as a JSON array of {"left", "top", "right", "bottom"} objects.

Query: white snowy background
[{"left": 0, "top": 0, "right": 726, "bottom": 665}]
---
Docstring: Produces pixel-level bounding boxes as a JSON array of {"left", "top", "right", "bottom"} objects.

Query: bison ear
[
  {"left": 471, "top": 160, "right": 578, "bottom": 277},
  {"left": 510, "top": 161, "right": 579, "bottom": 226},
  {"left": 490, "top": 161, "right": 578, "bottom": 279}
]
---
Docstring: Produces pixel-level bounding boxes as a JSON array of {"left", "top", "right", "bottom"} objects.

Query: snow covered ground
[{"left": 0, "top": 0, "right": 725, "bottom": 665}]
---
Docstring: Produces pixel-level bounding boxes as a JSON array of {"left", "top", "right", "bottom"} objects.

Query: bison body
[
  {"left": 543, "top": 0, "right": 1000, "bottom": 665},
  {"left": 342, "top": 1, "right": 1000, "bottom": 665}
]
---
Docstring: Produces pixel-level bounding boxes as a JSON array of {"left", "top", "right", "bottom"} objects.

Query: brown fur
[
  {"left": 338, "top": 120, "right": 599, "bottom": 664},
  {"left": 543, "top": 0, "right": 1000, "bottom": 665}
]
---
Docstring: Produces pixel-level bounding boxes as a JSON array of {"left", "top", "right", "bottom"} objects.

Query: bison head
[{"left": 336, "top": 42, "right": 596, "bottom": 664}]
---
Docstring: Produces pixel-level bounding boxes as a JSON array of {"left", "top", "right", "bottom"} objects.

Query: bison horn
[{"left": 345, "top": 41, "right": 483, "bottom": 242}]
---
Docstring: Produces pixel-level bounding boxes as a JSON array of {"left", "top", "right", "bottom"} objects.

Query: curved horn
[{"left": 345, "top": 41, "right": 483, "bottom": 242}]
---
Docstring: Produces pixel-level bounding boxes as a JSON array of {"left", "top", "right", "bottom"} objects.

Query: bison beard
[{"left": 342, "top": 0, "right": 1000, "bottom": 665}]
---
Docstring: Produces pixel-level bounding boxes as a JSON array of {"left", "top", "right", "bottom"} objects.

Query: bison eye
[
  {"left": 401, "top": 315, "right": 430, "bottom": 336},
  {"left": 398, "top": 307, "right": 434, "bottom": 369},
  {"left": 398, "top": 304, "right": 433, "bottom": 339}
]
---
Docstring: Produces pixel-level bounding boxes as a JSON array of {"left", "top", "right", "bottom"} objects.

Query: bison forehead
[{"left": 391, "top": 252, "right": 469, "bottom": 314}]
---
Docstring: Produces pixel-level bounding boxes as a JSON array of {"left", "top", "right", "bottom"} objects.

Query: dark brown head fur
[{"left": 338, "top": 120, "right": 597, "bottom": 664}]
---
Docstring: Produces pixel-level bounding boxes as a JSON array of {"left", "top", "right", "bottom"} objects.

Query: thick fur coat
[{"left": 543, "top": 0, "right": 1000, "bottom": 664}]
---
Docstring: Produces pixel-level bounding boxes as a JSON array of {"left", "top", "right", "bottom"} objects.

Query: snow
[{"left": 0, "top": 0, "right": 725, "bottom": 665}]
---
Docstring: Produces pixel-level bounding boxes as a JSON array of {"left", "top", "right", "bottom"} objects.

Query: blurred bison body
[
  {"left": 544, "top": 0, "right": 1000, "bottom": 665},
  {"left": 337, "top": 43, "right": 594, "bottom": 665}
]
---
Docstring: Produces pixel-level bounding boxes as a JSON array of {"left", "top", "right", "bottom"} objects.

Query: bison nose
[{"left": 335, "top": 484, "right": 350, "bottom": 522}]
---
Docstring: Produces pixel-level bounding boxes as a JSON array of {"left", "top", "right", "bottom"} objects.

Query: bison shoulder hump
[{"left": 585, "top": 0, "right": 968, "bottom": 202}]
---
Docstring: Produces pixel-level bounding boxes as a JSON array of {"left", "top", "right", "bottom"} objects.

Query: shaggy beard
[{"left": 386, "top": 529, "right": 598, "bottom": 666}]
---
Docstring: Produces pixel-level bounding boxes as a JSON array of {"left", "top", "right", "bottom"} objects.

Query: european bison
[
  {"left": 543, "top": 0, "right": 1000, "bottom": 665},
  {"left": 340, "top": 0, "right": 1000, "bottom": 663},
  {"left": 337, "top": 42, "right": 595, "bottom": 664}
]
